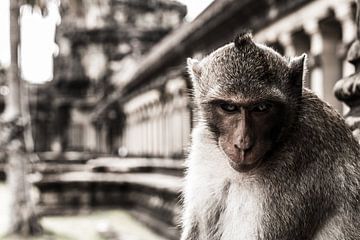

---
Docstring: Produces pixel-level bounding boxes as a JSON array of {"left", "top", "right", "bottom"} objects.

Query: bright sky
[
  {"left": 0, "top": 0, "right": 10, "bottom": 68},
  {"left": 0, "top": 0, "right": 213, "bottom": 83},
  {"left": 178, "top": 0, "right": 214, "bottom": 21},
  {"left": 20, "top": 3, "right": 60, "bottom": 83},
  {"left": 0, "top": 0, "right": 60, "bottom": 84}
]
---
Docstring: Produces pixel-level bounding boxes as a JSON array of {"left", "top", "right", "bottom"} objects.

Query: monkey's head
[{"left": 188, "top": 32, "right": 306, "bottom": 173}]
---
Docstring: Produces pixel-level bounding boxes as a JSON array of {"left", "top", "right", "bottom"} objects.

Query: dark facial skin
[{"left": 205, "top": 98, "right": 285, "bottom": 172}]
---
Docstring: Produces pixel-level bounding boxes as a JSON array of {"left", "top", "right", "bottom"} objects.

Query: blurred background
[{"left": 0, "top": 0, "right": 359, "bottom": 239}]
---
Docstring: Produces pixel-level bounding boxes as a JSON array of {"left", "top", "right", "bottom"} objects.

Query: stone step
[{"left": 33, "top": 171, "right": 183, "bottom": 239}]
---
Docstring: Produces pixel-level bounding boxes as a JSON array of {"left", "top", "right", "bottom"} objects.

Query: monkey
[{"left": 181, "top": 32, "right": 360, "bottom": 240}]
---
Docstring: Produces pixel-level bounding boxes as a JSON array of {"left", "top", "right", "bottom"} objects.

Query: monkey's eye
[
  {"left": 252, "top": 103, "right": 272, "bottom": 113},
  {"left": 220, "top": 103, "right": 238, "bottom": 113}
]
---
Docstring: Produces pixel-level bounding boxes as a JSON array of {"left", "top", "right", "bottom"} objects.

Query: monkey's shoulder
[
  {"left": 287, "top": 90, "right": 360, "bottom": 192},
  {"left": 295, "top": 91, "right": 359, "bottom": 154}
]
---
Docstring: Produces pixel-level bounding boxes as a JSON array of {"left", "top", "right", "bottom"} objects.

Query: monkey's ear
[
  {"left": 234, "top": 31, "right": 254, "bottom": 49},
  {"left": 187, "top": 58, "right": 202, "bottom": 81},
  {"left": 289, "top": 53, "right": 307, "bottom": 95}
]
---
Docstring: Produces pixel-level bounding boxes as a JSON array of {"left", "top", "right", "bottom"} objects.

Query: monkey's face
[
  {"left": 187, "top": 34, "right": 306, "bottom": 172},
  {"left": 204, "top": 98, "right": 285, "bottom": 172}
]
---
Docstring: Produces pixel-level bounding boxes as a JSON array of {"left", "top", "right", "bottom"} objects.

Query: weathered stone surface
[
  {"left": 334, "top": 0, "right": 360, "bottom": 141},
  {"left": 347, "top": 40, "right": 360, "bottom": 64},
  {"left": 88, "top": 157, "right": 185, "bottom": 176},
  {"left": 334, "top": 73, "right": 360, "bottom": 105},
  {"left": 33, "top": 171, "right": 182, "bottom": 239},
  {"left": 32, "top": 156, "right": 184, "bottom": 239}
]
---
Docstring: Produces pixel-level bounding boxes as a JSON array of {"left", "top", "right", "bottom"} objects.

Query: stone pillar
[
  {"left": 304, "top": 20, "right": 324, "bottom": 99},
  {"left": 153, "top": 103, "right": 159, "bottom": 157},
  {"left": 335, "top": 2, "right": 357, "bottom": 78},
  {"left": 164, "top": 110, "right": 169, "bottom": 157},
  {"left": 144, "top": 108, "right": 149, "bottom": 156},
  {"left": 158, "top": 106, "right": 164, "bottom": 157},
  {"left": 180, "top": 95, "right": 191, "bottom": 156},
  {"left": 334, "top": 0, "right": 360, "bottom": 142},
  {"left": 148, "top": 105, "right": 154, "bottom": 156},
  {"left": 173, "top": 97, "right": 183, "bottom": 157},
  {"left": 140, "top": 109, "right": 146, "bottom": 156},
  {"left": 319, "top": 18, "right": 343, "bottom": 112},
  {"left": 279, "top": 32, "right": 296, "bottom": 57}
]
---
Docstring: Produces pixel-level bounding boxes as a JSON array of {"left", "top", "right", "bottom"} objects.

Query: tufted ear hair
[
  {"left": 234, "top": 31, "right": 255, "bottom": 49},
  {"left": 289, "top": 53, "right": 307, "bottom": 96},
  {"left": 187, "top": 58, "right": 202, "bottom": 82}
]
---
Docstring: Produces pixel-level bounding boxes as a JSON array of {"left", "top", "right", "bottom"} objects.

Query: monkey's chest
[{"left": 205, "top": 184, "right": 263, "bottom": 240}]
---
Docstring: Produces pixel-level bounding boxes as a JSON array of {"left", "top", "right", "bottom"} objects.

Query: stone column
[
  {"left": 132, "top": 110, "right": 140, "bottom": 155},
  {"left": 304, "top": 20, "right": 324, "bottom": 99},
  {"left": 181, "top": 95, "right": 191, "bottom": 155},
  {"left": 148, "top": 104, "right": 155, "bottom": 157},
  {"left": 164, "top": 103, "right": 170, "bottom": 157},
  {"left": 319, "top": 18, "right": 343, "bottom": 112},
  {"left": 279, "top": 32, "right": 296, "bottom": 57},
  {"left": 335, "top": 2, "right": 357, "bottom": 78},
  {"left": 153, "top": 104, "right": 158, "bottom": 157},
  {"left": 140, "top": 109, "right": 146, "bottom": 156},
  {"left": 159, "top": 105, "right": 164, "bottom": 157},
  {"left": 334, "top": 0, "right": 360, "bottom": 142}
]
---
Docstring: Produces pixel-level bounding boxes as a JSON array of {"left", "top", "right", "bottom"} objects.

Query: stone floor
[{"left": 0, "top": 183, "right": 168, "bottom": 240}]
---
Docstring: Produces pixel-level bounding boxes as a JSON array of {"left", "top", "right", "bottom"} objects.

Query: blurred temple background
[{"left": 1, "top": 0, "right": 360, "bottom": 239}]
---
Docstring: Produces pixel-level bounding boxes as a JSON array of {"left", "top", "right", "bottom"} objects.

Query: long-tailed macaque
[{"left": 181, "top": 32, "right": 360, "bottom": 240}]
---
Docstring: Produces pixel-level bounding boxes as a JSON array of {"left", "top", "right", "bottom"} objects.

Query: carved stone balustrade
[{"left": 335, "top": 0, "right": 360, "bottom": 142}]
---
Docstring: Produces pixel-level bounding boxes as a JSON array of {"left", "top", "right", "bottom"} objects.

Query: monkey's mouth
[
  {"left": 228, "top": 158, "right": 262, "bottom": 173},
  {"left": 219, "top": 145, "right": 263, "bottom": 172}
]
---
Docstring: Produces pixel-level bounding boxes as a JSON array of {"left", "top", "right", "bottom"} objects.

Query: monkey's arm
[
  {"left": 313, "top": 213, "right": 358, "bottom": 240},
  {"left": 259, "top": 176, "right": 336, "bottom": 240}
]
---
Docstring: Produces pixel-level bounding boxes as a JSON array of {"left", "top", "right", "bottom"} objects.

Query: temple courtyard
[{"left": 0, "top": 183, "right": 167, "bottom": 240}]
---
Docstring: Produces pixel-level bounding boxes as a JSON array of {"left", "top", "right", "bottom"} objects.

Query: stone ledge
[
  {"left": 87, "top": 157, "right": 185, "bottom": 176},
  {"left": 33, "top": 171, "right": 182, "bottom": 239},
  {"left": 32, "top": 157, "right": 185, "bottom": 239},
  {"left": 34, "top": 172, "right": 182, "bottom": 193}
]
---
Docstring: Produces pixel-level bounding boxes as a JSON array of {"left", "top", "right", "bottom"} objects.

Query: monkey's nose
[{"left": 234, "top": 141, "right": 253, "bottom": 151}]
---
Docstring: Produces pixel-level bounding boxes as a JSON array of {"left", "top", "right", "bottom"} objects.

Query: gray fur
[{"left": 181, "top": 35, "right": 360, "bottom": 240}]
